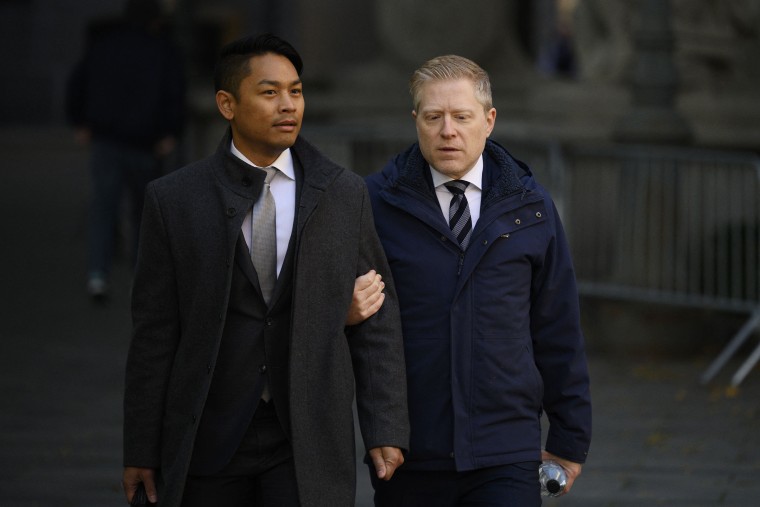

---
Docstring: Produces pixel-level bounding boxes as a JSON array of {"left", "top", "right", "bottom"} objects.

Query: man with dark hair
[
  {"left": 66, "top": 0, "right": 185, "bottom": 299},
  {"left": 122, "top": 33, "right": 408, "bottom": 507}
]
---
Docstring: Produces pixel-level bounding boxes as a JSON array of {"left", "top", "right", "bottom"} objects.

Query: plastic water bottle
[{"left": 539, "top": 460, "right": 567, "bottom": 497}]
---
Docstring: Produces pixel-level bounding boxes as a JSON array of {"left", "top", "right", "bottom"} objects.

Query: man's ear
[
  {"left": 485, "top": 107, "right": 496, "bottom": 137},
  {"left": 216, "top": 90, "right": 236, "bottom": 120}
]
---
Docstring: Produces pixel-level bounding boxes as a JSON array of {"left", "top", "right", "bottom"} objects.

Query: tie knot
[
  {"left": 264, "top": 166, "right": 278, "bottom": 184},
  {"left": 444, "top": 180, "right": 469, "bottom": 195}
]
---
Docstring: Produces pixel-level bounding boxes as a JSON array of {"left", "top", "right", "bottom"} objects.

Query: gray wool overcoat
[{"left": 124, "top": 131, "right": 410, "bottom": 507}]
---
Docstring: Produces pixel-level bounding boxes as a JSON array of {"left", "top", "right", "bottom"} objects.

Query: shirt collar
[
  {"left": 430, "top": 154, "right": 484, "bottom": 190},
  {"left": 230, "top": 141, "right": 296, "bottom": 181}
]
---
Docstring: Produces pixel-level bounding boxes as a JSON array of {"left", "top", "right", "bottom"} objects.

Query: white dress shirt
[
  {"left": 430, "top": 155, "right": 484, "bottom": 229},
  {"left": 231, "top": 142, "right": 296, "bottom": 277}
]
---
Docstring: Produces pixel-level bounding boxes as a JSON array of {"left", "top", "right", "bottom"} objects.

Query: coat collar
[
  {"left": 211, "top": 127, "right": 342, "bottom": 210},
  {"left": 388, "top": 138, "right": 528, "bottom": 208},
  {"left": 212, "top": 128, "right": 267, "bottom": 201},
  {"left": 210, "top": 128, "right": 344, "bottom": 309},
  {"left": 289, "top": 136, "right": 343, "bottom": 232}
]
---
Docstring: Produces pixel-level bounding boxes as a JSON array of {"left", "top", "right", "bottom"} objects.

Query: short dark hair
[{"left": 214, "top": 33, "right": 303, "bottom": 97}]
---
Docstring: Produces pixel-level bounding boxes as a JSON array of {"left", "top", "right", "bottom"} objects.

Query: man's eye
[{"left": 291, "top": 88, "right": 303, "bottom": 95}]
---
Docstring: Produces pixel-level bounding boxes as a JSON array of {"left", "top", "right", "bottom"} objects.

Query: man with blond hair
[{"left": 354, "top": 55, "right": 592, "bottom": 505}]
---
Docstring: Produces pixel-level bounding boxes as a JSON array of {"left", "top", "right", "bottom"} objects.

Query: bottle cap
[{"left": 547, "top": 479, "right": 561, "bottom": 494}]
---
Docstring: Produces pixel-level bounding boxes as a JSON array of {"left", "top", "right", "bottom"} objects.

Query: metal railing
[
  {"left": 563, "top": 144, "right": 760, "bottom": 309},
  {"left": 561, "top": 143, "right": 760, "bottom": 386}
]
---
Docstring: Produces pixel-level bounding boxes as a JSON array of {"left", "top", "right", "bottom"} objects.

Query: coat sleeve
[
  {"left": 530, "top": 196, "right": 592, "bottom": 464},
  {"left": 345, "top": 186, "right": 410, "bottom": 452},
  {"left": 123, "top": 182, "right": 181, "bottom": 468}
]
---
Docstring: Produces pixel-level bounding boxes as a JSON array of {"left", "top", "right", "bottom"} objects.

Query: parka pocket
[{"left": 497, "top": 200, "right": 547, "bottom": 236}]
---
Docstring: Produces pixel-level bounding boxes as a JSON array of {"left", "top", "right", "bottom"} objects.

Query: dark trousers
[
  {"left": 87, "top": 139, "right": 159, "bottom": 277},
  {"left": 181, "top": 401, "right": 300, "bottom": 507},
  {"left": 371, "top": 462, "right": 541, "bottom": 507}
]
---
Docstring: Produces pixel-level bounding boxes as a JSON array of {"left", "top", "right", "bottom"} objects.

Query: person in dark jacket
[
  {"left": 122, "top": 33, "right": 408, "bottom": 507},
  {"left": 354, "top": 55, "right": 592, "bottom": 506},
  {"left": 66, "top": 0, "right": 185, "bottom": 299}
]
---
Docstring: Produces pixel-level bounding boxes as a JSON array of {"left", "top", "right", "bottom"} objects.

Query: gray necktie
[
  {"left": 251, "top": 167, "right": 278, "bottom": 305},
  {"left": 445, "top": 180, "right": 473, "bottom": 250}
]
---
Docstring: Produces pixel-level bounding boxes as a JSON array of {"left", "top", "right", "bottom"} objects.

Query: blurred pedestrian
[
  {"left": 66, "top": 0, "right": 185, "bottom": 300},
  {"left": 122, "top": 33, "right": 408, "bottom": 507},
  {"left": 352, "top": 54, "right": 592, "bottom": 506}
]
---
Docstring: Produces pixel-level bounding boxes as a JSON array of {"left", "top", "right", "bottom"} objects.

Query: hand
[
  {"left": 123, "top": 467, "right": 158, "bottom": 504},
  {"left": 346, "top": 270, "right": 385, "bottom": 325},
  {"left": 369, "top": 446, "right": 404, "bottom": 481},
  {"left": 541, "top": 450, "right": 582, "bottom": 495}
]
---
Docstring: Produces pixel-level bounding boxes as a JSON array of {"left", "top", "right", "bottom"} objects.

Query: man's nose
[
  {"left": 280, "top": 94, "right": 296, "bottom": 112},
  {"left": 440, "top": 116, "right": 456, "bottom": 137}
]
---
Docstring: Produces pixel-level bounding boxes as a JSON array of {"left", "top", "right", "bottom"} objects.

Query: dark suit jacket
[
  {"left": 188, "top": 220, "right": 298, "bottom": 475},
  {"left": 124, "top": 130, "right": 409, "bottom": 507}
]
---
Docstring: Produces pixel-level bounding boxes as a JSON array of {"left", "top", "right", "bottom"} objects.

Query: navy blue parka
[{"left": 365, "top": 139, "right": 591, "bottom": 471}]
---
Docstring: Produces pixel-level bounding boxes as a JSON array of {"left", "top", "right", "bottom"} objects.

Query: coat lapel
[
  {"left": 291, "top": 137, "right": 338, "bottom": 236},
  {"left": 233, "top": 232, "right": 261, "bottom": 294},
  {"left": 212, "top": 130, "right": 267, "bottom": 301}
]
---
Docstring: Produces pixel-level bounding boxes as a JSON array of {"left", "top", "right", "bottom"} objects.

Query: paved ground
[{"left": 1, "top": 127, "right": 759, "bottom": 506}]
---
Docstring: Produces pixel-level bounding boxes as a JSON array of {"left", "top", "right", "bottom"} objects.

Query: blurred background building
[
  {"left": 2, "top": 0, "right": 759, "bottom": 374},
  {"left": 3, "top": 0, "right": 760, "bottom": 149}
]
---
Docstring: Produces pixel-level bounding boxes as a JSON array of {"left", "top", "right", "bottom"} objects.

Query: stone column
[{"left": 614, "top": 0, "right": 692, "bottom": 143}]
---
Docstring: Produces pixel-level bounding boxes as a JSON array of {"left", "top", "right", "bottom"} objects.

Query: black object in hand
[{"left": 130, "top": 483, "right": 150, "bottom": 506}]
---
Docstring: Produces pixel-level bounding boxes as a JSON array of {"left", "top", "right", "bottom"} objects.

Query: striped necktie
[{"left": 444, "top": 180, "right": 473, "bottom": 250}]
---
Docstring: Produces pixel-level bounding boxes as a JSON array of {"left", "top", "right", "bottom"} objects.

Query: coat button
[
  {"left": 536, "top": 211, "right": 542, "bottom": 218},
  {"left": 515, "top": 218, "right": 521, "bottom": 225},
  {"left": 266, "top": 318, "right": 273, "bottom": 327},
  {"left": 242, "top": 176, "right": 252, "bottom": 187},
  {"left": 449, "top": 452, "right": 455, "bottom": 458},
  {"left": 226, "top": 207, "right": 236, "bottom": 217},
  {"left": 259, "top": 364, "right": 267, "bottom": 373}
]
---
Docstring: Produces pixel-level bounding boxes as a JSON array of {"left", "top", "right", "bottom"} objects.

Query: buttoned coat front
[{"left": 124, "top": 131, "right": 409, "bottom": 507}]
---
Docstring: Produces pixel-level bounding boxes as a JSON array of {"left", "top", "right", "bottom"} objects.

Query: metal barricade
[{"left": 562, "top": 143, "right": 760, "bottom": 386}]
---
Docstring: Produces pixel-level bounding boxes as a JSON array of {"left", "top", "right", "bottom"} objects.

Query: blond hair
[{"left": 409, "top": 55, "right": 493, "bottom": 112}]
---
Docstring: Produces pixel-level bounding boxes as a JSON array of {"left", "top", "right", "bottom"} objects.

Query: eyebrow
[
  {"left": 257, "top": 79, "right": 303, "bottom": 87},
  {"left": 420, "top": 107, "right": 474, "bottom": 114}
]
